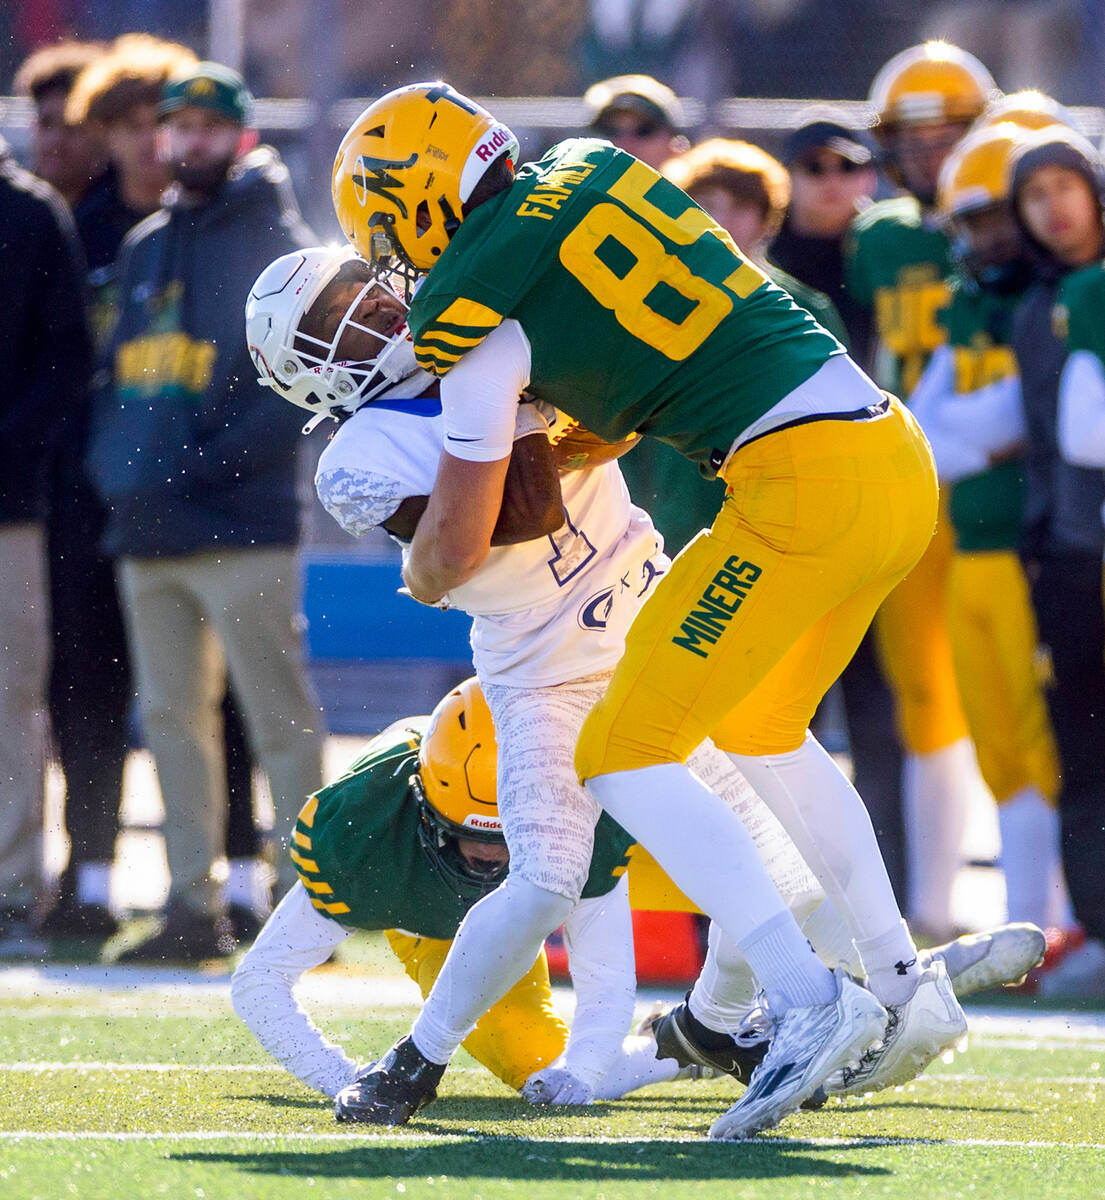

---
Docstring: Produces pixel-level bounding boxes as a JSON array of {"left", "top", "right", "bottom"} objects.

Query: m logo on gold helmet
[{"left": 332, "top": 82, "right": 519, "bottom": 273}]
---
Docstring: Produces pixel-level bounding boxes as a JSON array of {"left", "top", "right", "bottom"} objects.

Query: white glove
[{"left": 521, "top": 1066, "right": 595, "bottom": 1106}]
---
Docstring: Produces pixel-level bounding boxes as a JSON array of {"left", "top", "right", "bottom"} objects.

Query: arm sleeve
[
  {"left": 559, "top": 875, "right": 637, "bottom": 1090},
  {"left": 1058, "top": 349, "right": 1105, "bottom": 469},
  {"left": 440, "top": 319, "right": 532, "bottom": 462},
  {"left": 229, "top": 883, "right": 358, "bottom": 1098},
  {"left": 911, "top": 348, "right": 1026, "bottom": 482},
  {"left": 315, "top": 463, "right": 410, "bottom": 537}
]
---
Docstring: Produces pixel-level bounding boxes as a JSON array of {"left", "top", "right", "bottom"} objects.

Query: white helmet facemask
[{"left": 247, "top": 246, "right": 424, "bottom": 433}]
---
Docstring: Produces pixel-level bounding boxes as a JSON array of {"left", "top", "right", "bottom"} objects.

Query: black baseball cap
[{"left": 784, "top": 120, "right": 873, "bottom": 167}]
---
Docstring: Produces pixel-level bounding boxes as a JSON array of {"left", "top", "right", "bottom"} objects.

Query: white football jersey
[{"left": 315, "top": 387, "right": 666, "bottom": 687}]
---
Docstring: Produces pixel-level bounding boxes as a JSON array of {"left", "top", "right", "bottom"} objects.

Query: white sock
[
  {"left": 226, "top": 858, "right": 273, "bottom": 917},
  {"left": 801, "top": 898, "right": 863, "bottom": 977},
  {"left": 856, "top": 919, "right": 923, "bottom": 1006},
  {"left": 688, "top": 920, "right": 758, "bottom": 1033},
  {"left": 903, "top": 738, "right": 973, "bottom": 935},
  {"left": 411, "top": 874, "right": 573, "bottom": 1065},
  {"left": 587, "top": 763, "right": 835, "bottom": 1013},
  {"left": 727, "top": 734, "right": 921, "bottom": 1005},
  {"left": 739, "top": 911, "right": 837, "bottom": 1011},
  {"left": 998, "top": 786, "right": 1063, "bottom": 928},
  {"left": 76, "top": 861, "right": 112, "bottom": 908},
  {"left": 593, "top": 1036, "right": 682, "bottom": 1100}
]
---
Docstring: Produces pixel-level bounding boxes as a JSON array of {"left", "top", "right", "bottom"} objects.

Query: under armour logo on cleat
[{"left": 894, "top": 957, "right": 918, "bottom": 975}]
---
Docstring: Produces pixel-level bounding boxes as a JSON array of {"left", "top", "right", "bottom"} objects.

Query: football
[{"left": 545, "top": 407, "right": 641, "bottom": 470}]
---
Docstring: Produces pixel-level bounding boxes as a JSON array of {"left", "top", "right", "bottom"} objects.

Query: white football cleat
[
  {"left": 825, "top": 958, "right": 967, "bottom": 1098},
  {"left": 923, "top": 923, "right": 1046, "bottom": 997},
  {"left": 708, "top": 969, "right": 886, "bottom": 1140}
]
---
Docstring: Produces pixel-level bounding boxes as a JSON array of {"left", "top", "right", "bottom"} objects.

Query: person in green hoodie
[{"left": 88, "top": 62, "right": 323, "bottom": 963}]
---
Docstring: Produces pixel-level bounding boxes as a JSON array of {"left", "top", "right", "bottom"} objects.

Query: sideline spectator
[
  {"left": 771, "top": 115, "right": 878, "bottom": 358},
  {"left": 30, "top": 34, "right": 195, "bottom": 939},
  {"left": 911, "top": 123, "right": 1068, "bottom": 933},
  {"left": 14, "top": 40, "right": 107, "bottom": 210},
  {"left": 87, "top": 62, "right": 323, "bottom": 962},
  {"left": 1009, "top": 126, "right": 1105, "bottom": 997},
  {"left": 0, "top": 135, "right": 91, "bottom": 938},
  {"left": 583, "top": 74, "right": 689, "bottom": 171},
  {"left": 845, "top": 42, "right": 998, "bottom": 941},
  {"left": 769, "top": 116, "right": 905, "bottom": 900}
]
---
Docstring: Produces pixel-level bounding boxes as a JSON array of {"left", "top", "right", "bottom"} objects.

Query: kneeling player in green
[{"left": 231, "top": 678, "right": 692, "bottom": 1106}]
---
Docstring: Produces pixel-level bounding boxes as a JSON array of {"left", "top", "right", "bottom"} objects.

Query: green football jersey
[
  {"left": 1057, "top": 262, "right": 1105, "bottom": 361},
  {"left": 292, "top": 720, "right": 633, "bottom": 934},
  {"left": 410, "top": 139, "right": 843, "bottom": 474},
  {"left": 845, "top": 196, "right": 954, "bottom": 396},
  {"left": 619, "top": 264, "right": 847, "bottom": 553},
  {"left": 938, "top": 280, "right": 1026, "bottom": 554}
]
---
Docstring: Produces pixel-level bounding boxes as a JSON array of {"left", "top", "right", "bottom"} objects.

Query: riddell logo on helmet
[
  {"left": 474, "top": 126, "right": 512, "bottom": 163},
  {"left": 463, "top": 815, "right": 502, "bottom": 832}
]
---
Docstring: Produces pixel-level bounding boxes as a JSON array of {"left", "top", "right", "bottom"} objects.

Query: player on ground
[
  {"left": 326, "top": 82, "right": 968, "bottom": 1140},
  {"left": 846, "top": 42, "right": 1000, "bottom": 940},
  {"left": 232, "top": 677, "right": 698, "bottom": 1104}
]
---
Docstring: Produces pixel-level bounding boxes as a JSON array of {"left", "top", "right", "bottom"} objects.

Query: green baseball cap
[{"left": 158, "top": 61, "right": 253, "bottom": 126}]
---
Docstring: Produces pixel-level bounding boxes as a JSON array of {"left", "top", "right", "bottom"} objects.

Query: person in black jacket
[
  {"left": 1009, "top": 127, "right": 1105, "bottom": 993},
  {"left": 0, "top": 136, "right": 91, "bottom": 938},
  {"left": 768, "top": 117, "right": 909, "bottom": 905},
  {"left": 87, "top": 63, "right": 324, "bottom": 962}
]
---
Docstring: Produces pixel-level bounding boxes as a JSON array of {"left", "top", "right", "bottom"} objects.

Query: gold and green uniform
[
  {"left": 620, "top": 265, "right": 849, "bottom": 555},
  {"left": 934, "top": 282, "right": 1058, "bottom": 804},
  {"left": 411, "top": 139, "right": 843, "bottom": 474},
  {"left": 845, "top": 196, "right": 953, "bottom": 396},
  {"left": 846, "top": 196, "right": 967, "bottom": 756},
  {"left": 411, "top": 139, "right": 937, "bottom": 772},
  {"left": 292, "top": 720, "right": 633, "bottom": 928},
  {"left": 291, "top": 720, "right": 635, "bottom": 1090}
]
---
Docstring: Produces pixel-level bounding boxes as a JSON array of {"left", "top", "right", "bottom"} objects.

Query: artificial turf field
[{"left": 2, "top": 947, "right": 1103, "bottom": 1200}]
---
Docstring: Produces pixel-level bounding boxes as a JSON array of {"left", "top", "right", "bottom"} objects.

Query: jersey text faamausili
[{"left": 516, "top": 160, "right": 598, "bottom": 220}]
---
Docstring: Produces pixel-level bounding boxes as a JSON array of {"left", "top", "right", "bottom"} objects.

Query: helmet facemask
[
  {"left": 290, "top": 257, "right": 420, "bottom": 428},
  {"left": 410, "top": 773, "right": 508, "bottom": 900}
]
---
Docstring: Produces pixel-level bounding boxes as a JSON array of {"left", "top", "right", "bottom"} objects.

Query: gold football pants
[
  {"left": 577, "top": 397, "right": 938, "bottom": 775},
  {"left": 384, "top": 929, "right": 567, "bottom": 1091},
  {"left": 947, "top": 550, "right": 1058, "bottom": 804},
  {"left": 873, "top": 501, "right": 971, "bottom": 755}
]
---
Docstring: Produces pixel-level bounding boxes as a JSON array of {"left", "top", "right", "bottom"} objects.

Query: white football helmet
[{"left": 245, "top": 245, "right": 421, "bottom": 431}]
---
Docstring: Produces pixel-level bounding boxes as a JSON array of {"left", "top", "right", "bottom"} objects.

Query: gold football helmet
[
  {"left": 972, "top": 90, "right": 1077, "bottom": 135},
  {"left": 414, "top": 677, "right": 505, "bottom": 894},
  {"left": 332, "top": 81, "right": 519, "bottom": 272},
  {"left": 870, "top": 41, "right": 998, "bottom": 132},
  {"left": 937, "top": 122, "right": 1026, "bottom": 218}
]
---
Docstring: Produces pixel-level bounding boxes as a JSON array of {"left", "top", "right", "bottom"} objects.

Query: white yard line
[
  {"left": 0, "top": 1131, "right": 1103, "bottom": 1150},
  {"left": 0, "top": 1063, "right": 1100, "bottom": 1086}
]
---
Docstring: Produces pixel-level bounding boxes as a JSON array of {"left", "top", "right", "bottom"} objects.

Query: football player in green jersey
[
  {"left": 232, "top": 676, "right": 701, "bottom": 1106},
  {"left": 911, "top": 122, "right": 1068, "bottom": 934},
  {"left": 328, "top": 82, "right": 967, "bottom": 1139},
  {"left": 620, "top": 135, "right": 849, "bottom": 556},
  {"left": 846, "top": 41, "right": 998, "bottom": 943}
]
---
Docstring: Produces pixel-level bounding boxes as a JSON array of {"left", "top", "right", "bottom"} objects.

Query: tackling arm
[{"left": 403, "top": 320, "right": 535, "bottom": 603}]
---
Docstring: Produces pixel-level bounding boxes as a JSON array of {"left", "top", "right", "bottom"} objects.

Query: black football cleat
[
  {"left": 334, "top": 1036, "right": 445, "bottom": 1125},
  {"left": 651, "top": 996, "right": 770, "bottom": 1084}
]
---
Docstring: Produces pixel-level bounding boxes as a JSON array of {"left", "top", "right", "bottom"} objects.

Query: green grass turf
[{"left": 1, "top": 995, "right": 1103, "bottom": 1200}]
